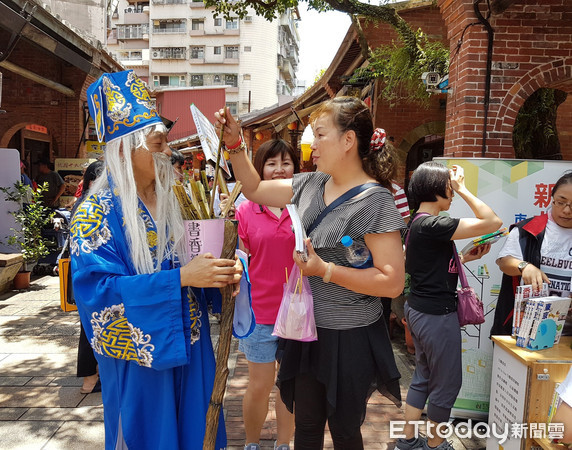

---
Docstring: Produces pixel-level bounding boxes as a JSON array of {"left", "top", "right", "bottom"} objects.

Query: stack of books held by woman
[{"left": 459, "top": 227, "right": 509, "bottom": 257}]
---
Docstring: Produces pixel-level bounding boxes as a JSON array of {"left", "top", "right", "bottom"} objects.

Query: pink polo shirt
[{"left": 235, "top": 200, "right": 295, "bottom": 325}]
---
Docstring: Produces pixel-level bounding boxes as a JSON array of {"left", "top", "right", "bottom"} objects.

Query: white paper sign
[
  {"left": 190, "top": 104, "right": 231, "bottom": 177},
  {"left": 486, "top": 344, "right": 527, "bottom": 450}
]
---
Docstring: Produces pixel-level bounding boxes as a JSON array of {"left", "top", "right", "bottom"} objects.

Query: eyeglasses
[{"left": 553, "top": 200, "right": 572, "bottom": 210}]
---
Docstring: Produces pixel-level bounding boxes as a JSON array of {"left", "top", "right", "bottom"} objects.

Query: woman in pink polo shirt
[{"left": 235, "top": 139, "right": 300, "bottom": 450}]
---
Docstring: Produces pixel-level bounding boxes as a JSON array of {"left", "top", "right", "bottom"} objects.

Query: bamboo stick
[
  {"left": 200, "top": 170, "right": 211, "bottom": 205},
  {"left": 217, "top": 171, "right": 229, "bottom": 196},
  {"left": 190, "top": 181, "right": 209, "bottom": 219},
  {"left": 208, "top": 122, "right": 226, "bottom": 218},
  {"left": 173, "top": 185, "right": 199, "bottom": 220},
  {"left": 219, "top": 181, "right": 242, "bottom": 219}
]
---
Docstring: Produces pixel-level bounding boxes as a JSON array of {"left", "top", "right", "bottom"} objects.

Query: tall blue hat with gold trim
[{"left": 87, "top": 70, "right": 162, "bottom": 143}]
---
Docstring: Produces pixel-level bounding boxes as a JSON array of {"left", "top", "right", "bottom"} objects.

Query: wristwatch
[{"left": 517, "top": 261, "right": 529, "bottom": 273}]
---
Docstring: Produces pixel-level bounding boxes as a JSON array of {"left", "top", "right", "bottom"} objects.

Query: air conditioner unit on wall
[{"left": 152, "top": 51, "right": 159, "bottom": 58}]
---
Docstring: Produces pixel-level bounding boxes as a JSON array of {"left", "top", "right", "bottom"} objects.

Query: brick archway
[
  {"left": 494, "top": 59, "right": 572, "bottom": 137},
  {"left": 0, "top": 122, "right": 58, "bottom": 151},
  {"left": 398, "top": 121, "right": 446, "bottom": 156},
  {"left": 489, "top": 59, "right": 572, "bottom": 159}
]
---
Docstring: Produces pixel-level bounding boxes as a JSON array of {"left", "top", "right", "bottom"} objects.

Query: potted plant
[{"left": 1, "top": 182, "right": 54, "bottom": 288}]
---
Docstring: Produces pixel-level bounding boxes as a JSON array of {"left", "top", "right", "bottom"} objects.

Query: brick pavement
[{"left": 0, "top": 275, "right": 486, "bottom": 449}]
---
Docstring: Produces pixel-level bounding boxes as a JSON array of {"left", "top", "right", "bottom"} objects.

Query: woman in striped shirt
[{"left": 216, "top": 97, "right": 405, "bottom": 449}]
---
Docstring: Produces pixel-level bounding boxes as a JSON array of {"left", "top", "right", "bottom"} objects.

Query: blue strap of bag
[{"left": 306, "top": 182, "right": 380, "bottom": 235}]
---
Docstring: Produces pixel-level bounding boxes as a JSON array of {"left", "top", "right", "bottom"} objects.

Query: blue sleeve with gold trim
[{"left": 70, "top": 191, "right": 195, "bottom": 371}]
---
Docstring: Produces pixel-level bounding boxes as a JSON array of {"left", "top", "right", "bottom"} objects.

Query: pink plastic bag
[{"left": 272, "top": 263, "right": 317, "bottom": 342}]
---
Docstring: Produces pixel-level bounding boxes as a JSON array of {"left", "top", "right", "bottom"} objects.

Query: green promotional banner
[{"left": 435, "top": 158, "right": 572, "bottom": 419}]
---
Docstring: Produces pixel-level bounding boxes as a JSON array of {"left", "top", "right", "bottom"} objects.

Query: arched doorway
[
  {"left": 4, "top": 124, "right": 53, "bottom": 180},
  {"left": 405, "top": 134, "right": 445, "bottom": 184},
  {"left": 513, "top": 88, "right": 567, "bottom": 160}
]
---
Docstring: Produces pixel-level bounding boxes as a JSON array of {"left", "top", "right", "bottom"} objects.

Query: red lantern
[
  {"left": 255, "top": 132, "right": 264, "bottom": 141},
  {"left": 287, "top": 121, "right": 298, "bottom": 130},
  {"left": 196, "top": 152, "right": 205, "bottom": 161}
]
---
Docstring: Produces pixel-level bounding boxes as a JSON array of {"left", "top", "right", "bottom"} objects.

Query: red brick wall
[
  {"left": 557, "top": 94, "right": 572, "bottom": 161},
  {"left": 438, "top": 0, "right": 572, "bottom": 159},
  {"left": 361, "top": 5, "right": 448, "bottom": 180},
  {"left": 0, "top": 36, "right": 90, "bottom": 159}
]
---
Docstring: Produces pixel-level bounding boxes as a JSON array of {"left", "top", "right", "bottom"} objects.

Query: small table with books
[{"left": 487, "top": 335, "right": 572, "bottom": 450}]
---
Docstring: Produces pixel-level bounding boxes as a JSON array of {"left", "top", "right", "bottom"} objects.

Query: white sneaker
[
  {"left": 274, "top": 441, "right": 290, "bottom": 450},
  {"left": 396, "top": 435, "right": 427, "bottom": 450},
  {"left": 422, "top": 440, "right": 455, "bottom": 450}
]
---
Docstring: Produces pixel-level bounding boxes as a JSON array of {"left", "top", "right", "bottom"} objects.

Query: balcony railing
[
  {"left": 153, "top": 0, "right": 186, "bottom": 4},
  {"left": 153, "top": 28, "right": 187, "bottom": 34}
]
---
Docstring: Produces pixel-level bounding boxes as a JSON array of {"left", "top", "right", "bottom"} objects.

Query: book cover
[
  {"left": 460, "top": 227, "right": 509, "bottom": 257},
  {"left": 517, "top": 299, "right": 537, "bottom": 347},
  {"left": 548, "top": 382, "right": 562, "bottom": 424},
  {"left": 527, "top": 297, "right": 571, "bottom": 349},
  {"left": 514, "top": 285, "right": 533, "bottom": 337}
]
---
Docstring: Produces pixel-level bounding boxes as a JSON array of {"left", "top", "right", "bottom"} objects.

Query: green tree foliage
[
  {"left": 202, "top": 1, "right": 447, "bottom": 102},
  {"left": 350, "top": 30, "right": 449, "bottom": 107},
  {"left": 513, "top": 88, "right": 567, "bottom": 160},
  {"left": 1, "top": 182, "right": 55, "bottom": 263},
  {"left": 202, "top": 0, "right": 422, "bottom": 63}
]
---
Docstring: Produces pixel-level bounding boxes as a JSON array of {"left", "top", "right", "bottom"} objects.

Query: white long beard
[{"left": 88, "top": 135, "right": 187, "bottom": 274}]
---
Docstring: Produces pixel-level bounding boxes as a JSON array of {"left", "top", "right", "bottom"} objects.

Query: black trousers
[
  {"left": 293, "top": 372, "right": 364, "bottom": 450},
  {"left": 77, "top": 323, "right": 98, "bottom": 377}
]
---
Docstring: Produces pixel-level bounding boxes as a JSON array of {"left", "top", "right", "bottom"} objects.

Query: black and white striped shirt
[{"left": 292, "top": 172, "right": 405, "bottom": 330}]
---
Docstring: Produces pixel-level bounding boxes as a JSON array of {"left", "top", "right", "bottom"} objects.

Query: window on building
[
  {"left": 225, "top": 46, "right": 239, "bottom": 59},
  {"left": 226, "top": 102, "right": 238, "bottom": 115},
  {"left": 190, "top": 46, "right": 204, "bottom": 59},
  {"left": 243, "top": 74, "right": 251, "bottom": 81},
  {"left": 191, "top": 74, "right": 204, "bottom": 86},
  {"left": 152, "top": 47, "right": 186, "bottom": 59},
  {"left": 191, "top": 19, "right": 204, "bottom": 31},
  {"left": 120, "top": 51, "right": 143, "bottom": 61},
  {"left": 213, "top": 74, "right": 222, "bottom": 84},
  {"left": 214, "top": 46, "right": 221, "bottom": 55},
  {"left": 169, "top": 75, "right": 182, "bottom": 86},
  {"left": 153, "top": 21, "right": 185, "bottom": 33},
  {"left": 244, "top": 46, "right": 251, "bottom": 52},
  {"left": 225, "top": 74, "right": 238, "bottom": 87},
  {"left": 214, "top": 18, "right": 222, "bottom": 26},
  {"left": 154, "top": 75, "right": 184, "bottom": 87},
  {"left": 117, "top": 24, "right": 149, "bottom": 39},
  {"left": 225, "top": 18, "right": 238, "bottom": 29}
]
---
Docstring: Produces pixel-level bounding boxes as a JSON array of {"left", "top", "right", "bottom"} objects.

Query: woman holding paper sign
[
  {"left": 216, "top": 97, "right": 405, "bottom": 449},
  {"left": 232, "top": 139, "right": 299, "bottom": 450},
  {"left": 401, "top": 161, "right": 501, "bottom": 450}
]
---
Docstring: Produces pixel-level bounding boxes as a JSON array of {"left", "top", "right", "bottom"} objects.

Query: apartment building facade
[{"left": 106, "top": 0, "right": 300, "bottom": 116}]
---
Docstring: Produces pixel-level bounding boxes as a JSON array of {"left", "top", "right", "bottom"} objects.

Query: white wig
[{"left": 88, "top": 124, "right": 187, "bottom": 274}]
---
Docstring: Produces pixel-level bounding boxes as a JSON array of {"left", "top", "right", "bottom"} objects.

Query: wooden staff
[
  {"left": 208, "top": 122, "right": 226, "bottom": 218},
  {"left": 203, "top": 219, "right": 239, "bottom": 450}
]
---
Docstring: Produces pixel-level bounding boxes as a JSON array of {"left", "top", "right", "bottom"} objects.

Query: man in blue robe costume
[{"left": 70, "top": 70, "right": 241, "bottom": 449}]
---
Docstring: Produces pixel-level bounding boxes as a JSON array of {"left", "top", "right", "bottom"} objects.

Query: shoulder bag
[{"left": 453, "top": 244, "right": 485, "bottom": 327}]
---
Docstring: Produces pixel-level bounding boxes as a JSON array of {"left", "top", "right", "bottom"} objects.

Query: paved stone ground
[{"left": 0, "top": 275, "right": 486, "bottom": 449}]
